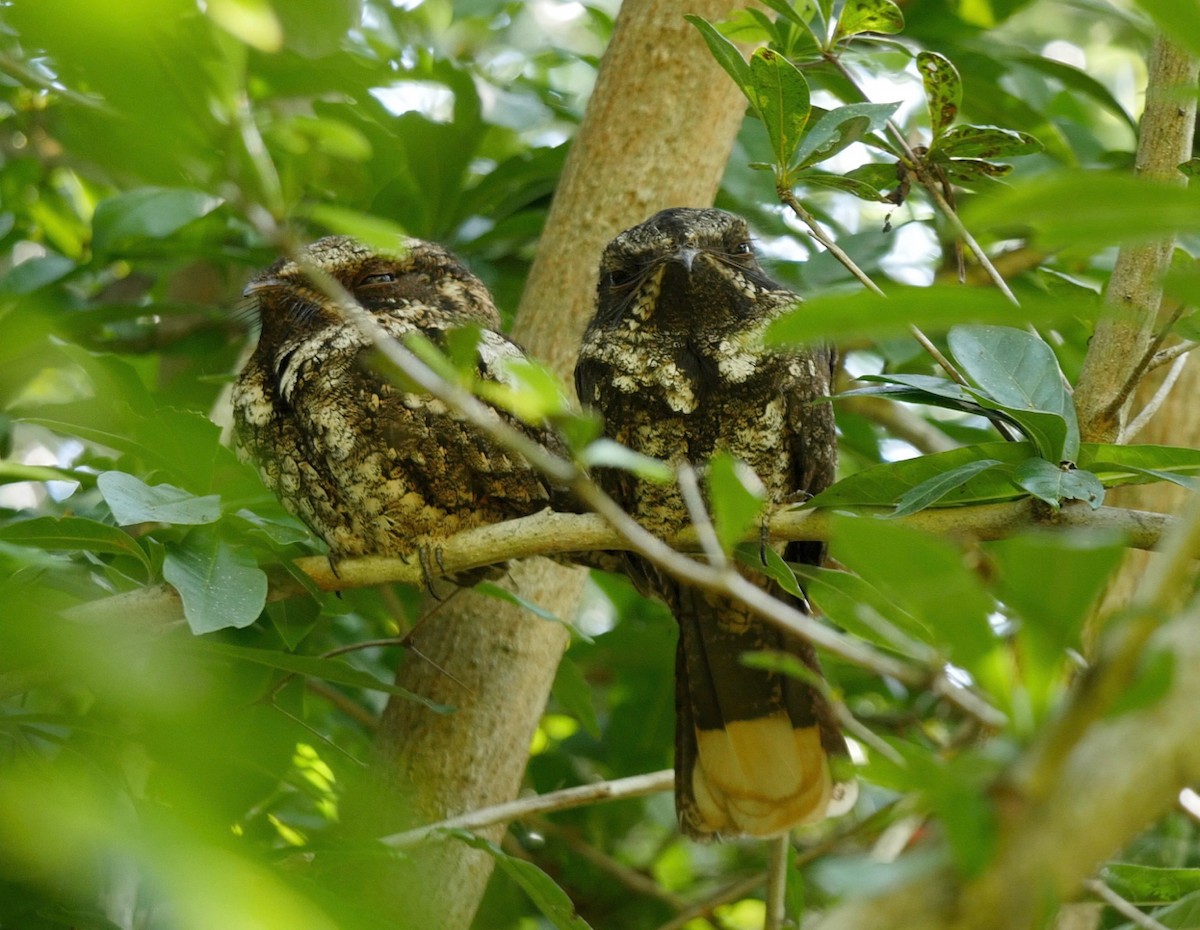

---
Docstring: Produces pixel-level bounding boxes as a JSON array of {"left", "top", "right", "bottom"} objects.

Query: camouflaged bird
[
  {"left": 232, "top": 235, "right": 561, "bottom": 565},
  {"left": 575, "top": 208, "right": 850, "bottom": 839}
]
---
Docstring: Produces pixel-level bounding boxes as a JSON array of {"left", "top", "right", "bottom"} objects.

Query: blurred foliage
[{"left": 1, "top": 0, "right": 1199, "bottom": 929}]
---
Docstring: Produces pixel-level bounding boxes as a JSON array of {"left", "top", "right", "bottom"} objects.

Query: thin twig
[
  {"left": 678, "top": 463, "right": 727, "bottom": 571},
  {"left": 304, "top": 679, "right": 379, "bottom": 730},
  {"left": 1122, "top": 352, "right": 1190, "bottom": 442},
  {"left": 381, "top": 770, "right": 675, "bottom": 849},
  {"left": 1083, "top": 879, "right": 1170, "bottom": 930},
  {"left": 764, "top": 836, "right": 790, "bottom": 930},
  {"left": 1149, "top": 339, "right": 1198, "bottom": 370}
]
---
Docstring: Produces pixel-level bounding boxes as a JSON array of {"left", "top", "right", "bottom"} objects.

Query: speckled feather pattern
[
  {"left": 232, "top": 236, "right": 560, "bottom": 559},
  {"left": 575, "top": 208, "right": 846, "bottom": 838}
]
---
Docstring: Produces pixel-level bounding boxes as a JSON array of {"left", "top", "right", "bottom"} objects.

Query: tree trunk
[{"left": 351, "top": 1, "right": 760, "bottom": 926}]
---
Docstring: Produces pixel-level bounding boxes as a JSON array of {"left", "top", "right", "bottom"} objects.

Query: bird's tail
[{"left": 668, "top": 580, "right": 849, "bottom": 839}]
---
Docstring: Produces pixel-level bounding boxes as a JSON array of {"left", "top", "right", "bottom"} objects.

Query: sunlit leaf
[
  {"left": 1102, "top": 864, "right": 1200, "bottom": 905},
  {"left": 205, "top": 0, "right": 283, "bottom": 52},
  {"left": 580, "top": 439, "right": 673, "bottom": 483},
  {"left": 834, "top": 0, "right": 904, "bottom": 40},
  {"left": 308, "top": 204, "right": 408, "bottom": 253},
  {"left": 1133, "top": 0, "right": 1200, "bottom": 58}
]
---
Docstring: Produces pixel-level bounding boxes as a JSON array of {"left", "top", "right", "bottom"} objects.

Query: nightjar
[
  {"left": 575, "top": 208, "right": 850, "bottom": 839},
  {"left": 232, "top": 235, "right": 561, "bottom": 567}
]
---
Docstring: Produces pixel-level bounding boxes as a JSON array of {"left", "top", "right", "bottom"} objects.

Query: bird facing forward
[
  {"left": 232, "top": 235, "right": 560, "bottom": 563},
  {"left": 575, "top": 208, "right": 849, "bottom": 839}
]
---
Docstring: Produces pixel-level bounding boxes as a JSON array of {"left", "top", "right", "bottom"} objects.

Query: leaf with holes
[
  {"left": 1012, "top": 458, "right": 1104, "bottom": 509},
  {"left": 933, "top": 125, "right": 1042, "bottom": 159}
]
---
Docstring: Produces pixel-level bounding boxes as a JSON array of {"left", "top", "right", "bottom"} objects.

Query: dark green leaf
[
  {"left": 474, "top": 582, "right": 573, "bottom": 630},
  {"left": 98, "top": 471, "right": 221, "bottom": 526},
  {"left": 791, "top": 563, "right": 934, "bottom": 649},
  {"left": 0, "top": 517, "right": 152, "bottom": 578},
  {"left": 747, "top": 47, "right": 812, "bottom": 170},
  {"left": 1011, "top": 459, "right": 1104, "bottom": 509},
  {"left": 91, "top": 187, "right": 223, "bottom": 255},
  {"left": 684, "top": 16, "right": 752, "bottom": 96},
  {"left": 791, "top": 102, "right": 898, "bottom": 171},
  {"left": 940, "top": 158, "right": 1014, "bottom": 186},
  {"left": 892, "top": 458, "right": 1007, "bottom": 517},
  {"left": 708, "top": 452, "right": 767, "bottom": 554},
  {"left": 0, "top": 254, "right": 76, "bottom": 294},
  {"left": 932, "top": 125, "right": 1042, "bottom": 159},
  {"left": 1106, "top": 648, "right": 1174, "bottom": 717},
  {"left": 834, "top": 0, "right": 905, "bottom": 40},
  {"left": 1102, "top": 864, "right": 1200, "bottom": 905},
  {"left": 162, "top": 528, "right": 267, "bottom": 634},
  {"left": 807, "top": 442, "right": 1033, "bottom": 509},
  {"left": 741, "top": 649, "right": 824, "bottom": 687},
  {"left": 916, "top": 51, "right": 961, "bottom": 139},
  {"left": 189, "top": 638, "right": 450, "bottom": 710},
  {"left": 829, "top": 515, "right": 996, "bottom": 670},
  {"left": 948, "top": 325, "right": 1079, "bottom": 461},
  {"left": 266, "top": 598, "right": 322, "bottom": 651},
  {"left": 447, "top": 830, "right": 593, "bottom": 930},
  {"left": 764, "top": 285, "right": 1098, "bottom": 346},
  {"left": 795, "top": 171, "right": 890, "bottom": 202},
  {"left": 1015, "top": 55, "right": 1136, "bottom": 132},
  {"left": 962, "top": 172, "right": 1200, "bottom": 251}
]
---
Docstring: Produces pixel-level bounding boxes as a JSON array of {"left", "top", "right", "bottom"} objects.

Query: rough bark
[{"left": 350, "top": 1, "right": 760, "bottom": 926}]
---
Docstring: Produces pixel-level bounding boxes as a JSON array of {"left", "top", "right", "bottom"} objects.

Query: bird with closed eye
[
  {"left": 232, "top": 235, "right": 562, "bottom": 564},
  {"left": 575, "top": 207, "right": 852, "bottom": 839}
]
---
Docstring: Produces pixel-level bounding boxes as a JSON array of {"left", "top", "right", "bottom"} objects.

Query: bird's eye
[
  {"left": 359, "top": 272, "right": 397, "bottom": 286},
  {"left": 604, "top": 268, "right": 639, "bottom": 290},
  {"left": 733, "top": 241, "right": 753, "bottom": 255}
]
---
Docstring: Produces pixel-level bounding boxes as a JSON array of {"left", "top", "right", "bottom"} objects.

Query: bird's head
[
  {"left": 243, "top": 235, "right": 501, "bottom": 342},
  {"left": 593, "top": 208, "right": 788, "bottom": 334}
]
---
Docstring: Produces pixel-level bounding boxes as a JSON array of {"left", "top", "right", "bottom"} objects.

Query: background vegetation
[{"left": 2, "top": 1, "right": 1199, "bottom": 929}]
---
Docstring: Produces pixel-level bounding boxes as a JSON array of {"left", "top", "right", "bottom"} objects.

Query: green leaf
[
  {"left": 552, "top": 657, "right": 600, "bottom": 739},
  {"left": 834, "top": 0, "right": 904, "bottom": 40},
  {"left": 0, "top": 516, "right": 152, "bottom": 578},
  {"left": 684, "top": 16, "right": 752, "bottom": 96},
  {"left": 447, "top": 830, "right": 593, "bottom": 930},
  {"left": 708, "top": 452, "right": 767, "bottom": 554},
  {"left": 97, "top": 471, "right": 221, "bottom": 526},
  {"left": 916, "top": 51, "right": 961, "bottom": 139},
  {"left": 932, "top": 125, "right": 1042, "bottom": 159},
  {"left": 91, "top": 188, "right": 223, "bottom": 255},
  {"left": 1011, "top": 459, "right": 1104, "bottom": 509},
  {"left": 474, "top": 582, "right": 572, "bottom": 629},
  {"left": 1133, "top": 0, "right": 1200, "bottom": 58},
  {"left": 479, "top": 356, "right": 572, "bottom": 421},
  {"left": 189, "top": 638, "right": 450, "bottom": 710},
  {"left": 162, "top": 528, "right": 267, "bottom": 634},
  {"left": 0, "top": 253, "right": 75, "bottom": 295},
  {"left": 807, "top": 442, "right": 1034, "bottom": 509},
  {"left": 892, "top": 459, "right": 1008, "bottom": 517},
  {"left": 204, "top": 0, "right": 283, "bottom": 52},
  {"left": 829, "top": 515, "right": 996, "bottom": 671},
  {"left": 1102, "top": 864, "right": 1200, "bottom": 905},
  {"left": 741, "top": 649, "right": 824, "bottom": 687},
  {"left": 308, "top": 204, "right": 407, "bottom": 253},
  {"left": 791, "top": 102, "right": 898, "bottom": 171},
  {"left": 1106, "top": 648, "right": 1174, "bottom": 717},
  {"left": 794, "top": 170, "right": 890, "bottom": 202},
  {"left": 747, "top": 47, "right": 812, "bottom": 170},
  {"left": 580, "top": 439, "right": 673, "bottom": 484},
  {"left": 948, "top": 325, "right": 1079, "bottom": 461},
  {"left": 940, "top": 158, "right": 1014, "bottom": 187},
  {"left": 792, "top": 563, "right": 934, "bottom": 650},
  {"left": 764, "top": 285, "right": 1098, "bottom": 346},
  {"left": 962, "top": 171, "right": 1200, "bottom": 252}
]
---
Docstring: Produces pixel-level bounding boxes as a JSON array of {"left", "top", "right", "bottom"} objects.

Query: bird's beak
[
  {"left": 242, "top": 276, "right": 288, "bottom": 299},
  {"left": 672, "top": 248, "right": 699, "bottom": 273}
]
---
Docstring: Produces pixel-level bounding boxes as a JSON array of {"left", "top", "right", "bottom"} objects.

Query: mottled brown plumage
[
  {"left": 232, "top": 236, "right": 560, "bottom": 564},
  {"left": 575, "top": 208, "right": 849, "bottom": 838}
]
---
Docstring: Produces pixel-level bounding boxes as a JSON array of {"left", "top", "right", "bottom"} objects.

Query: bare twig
[
  {"left": 1149, "top": 339, "right": 1198, "bottom": 370},
  {"left": 1083, "top": 879, "right": 1170, "bottom": 930},
  {"left": 765, "top": 836, "right": 790, "bottom": 930},
  {"left": 1122, "top": 352, "right": 1190, "bottom": 442},
  {"left": 678, "top": 463, "right": 728, "bottom": 571},
  {"left": 381, "top": 770, "right": 675, "bottom": 849}
]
